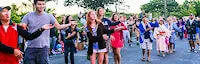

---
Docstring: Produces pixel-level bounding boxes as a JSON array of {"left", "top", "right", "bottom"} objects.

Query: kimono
[
  {"left": 165, "top": 22, "right": 181, "bottom": 43},
  {"left": 154, "top": 24, "right": 171, "bottom": 52}
]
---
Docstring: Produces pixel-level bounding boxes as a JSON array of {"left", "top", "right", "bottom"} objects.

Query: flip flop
[{"left": 141, "top": 57, "right": 145, "bottom": 61}]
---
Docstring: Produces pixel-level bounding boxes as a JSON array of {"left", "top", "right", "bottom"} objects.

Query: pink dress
[{"left": 110, "top": 22, "right": 127, "bottom": 48}]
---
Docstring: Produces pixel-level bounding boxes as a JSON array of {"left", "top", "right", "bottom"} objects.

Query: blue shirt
[{"left": 22, "top": 12, "right": 56, "bottom": 48}]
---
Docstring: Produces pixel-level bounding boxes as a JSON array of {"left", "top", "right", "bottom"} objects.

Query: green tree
[
  {"left": 194, "top": 0, "right": 200, "bottom": 17},
  {"left": 141, "top": 0, "right": 179, "bottom": 17},
  {"left": 11, "top": 4, "right": 22, "bottom": 23},
  {"left": 63, "top": 0, "right": 123, "bottom": 10}
]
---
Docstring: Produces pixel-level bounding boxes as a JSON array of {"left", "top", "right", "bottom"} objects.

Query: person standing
[
  {"left": 166, "top": 17, "right": 181, "bottom": 53},
  {"left": 21, "top": 0, "right": 74, "bottom": 64},
  {"left": 120, "top": 15, "right": 132, "bottom": 47},
  {"left": 96, "top": 7, "right": 120, "bottom": 64},
  {"left": 185, "top": 14, "right": 200, "bottom": 52},
  {"left": 49, "top": 27, "right": 57, "bottom": 55},
  {"left": 0, "top": 6, "right": 53, "bottom": 64},
  {"left": 196, "top": 17, "right": 200, "bottom": 50},
  {"left": 110, "top": 13, "right": 127, "bottom": 64},
  {"left": 64, "top": 20, "right": 78, "bottom": 64},
  {"left": 86, "top": 10, "right": 120, "bottom": 64},
  {"left": 177, "top": 18, "right": 185, "bottom": 40},
  {"left": 127, "top": 17, "right": 135, "bottom": 41},
  {"left": 154, "top": 18, "right": 171, "bottom": 57},
  {"left": 138, "top": 16, "right": 154, "bottom": 62}
]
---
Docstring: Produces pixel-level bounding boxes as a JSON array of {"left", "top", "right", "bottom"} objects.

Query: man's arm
[{"left": 54, "top": 21, "right": 72, "bottom": 30}]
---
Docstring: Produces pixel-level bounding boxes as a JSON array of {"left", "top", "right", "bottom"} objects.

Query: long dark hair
[
  {"left": 65, "top": 15, "right": 71, "bottom": 24},
  {"left": 111, "top": 13, "right": 119, "bottom": 21}
]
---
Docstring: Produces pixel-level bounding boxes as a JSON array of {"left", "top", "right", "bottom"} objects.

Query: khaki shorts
[{"left": 140, "top": 39, "right": 152, "bottom": 50}]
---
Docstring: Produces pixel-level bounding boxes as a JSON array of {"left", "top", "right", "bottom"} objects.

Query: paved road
[{"left": 50, "top": 37, "right": 200, "bottom": 64}]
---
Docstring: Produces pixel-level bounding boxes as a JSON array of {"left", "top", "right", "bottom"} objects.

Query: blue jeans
[
  {"left": 50, "top": 36, "right": 57, "bottom": 50},
  {"left": 24, "top": 47, "right": 49, "bottom": 64},
  {"left": 64, "top": 40, "right": 76, "bottom": 64}
]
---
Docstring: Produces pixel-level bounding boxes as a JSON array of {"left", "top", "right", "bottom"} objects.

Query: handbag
[{"left": 165, "top": 37, "right": 169, "bottom": 45}]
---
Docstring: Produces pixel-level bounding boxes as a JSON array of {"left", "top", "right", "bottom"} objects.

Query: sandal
[
  {"left": 147, "top": 58, "right": 151, "bottom": 62},
  {"left": 141, "top": 57, "right": 145, "bottom": 61}
]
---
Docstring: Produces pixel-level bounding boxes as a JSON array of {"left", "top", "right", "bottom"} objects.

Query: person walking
[
  {"left": 154, "top": 18, "right": 171, "bottom": 57},
  {"left": 138, "top": 16, "right": 154, "bottom": 62}
]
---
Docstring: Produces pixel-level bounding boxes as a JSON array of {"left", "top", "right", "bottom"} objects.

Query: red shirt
[{"left": 0, "top": 24, "right": 19, "bottom": 64}]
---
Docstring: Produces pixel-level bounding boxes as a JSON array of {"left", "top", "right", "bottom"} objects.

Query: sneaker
[
  {"left": 187, "top": 50, "right": 191, "bottom": 52},
  {"left": 198, "top": 46, "right": 200, "bottom": 50},
  {"left": 136, "top": 41, "right": 140, "bottom": 46},
  {"left": 129, "top": 44, "right": 132, "bottom": 47},
  {"left": 173, "top": 49, "right": 176, "bottom": 52},
  {"left": 162, "top": 54, "right": 165, "bottom": 57}
]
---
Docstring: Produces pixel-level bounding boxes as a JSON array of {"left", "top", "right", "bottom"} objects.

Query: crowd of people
[{"left": 1, "top": 0, "right": 200, "bottom": 64}]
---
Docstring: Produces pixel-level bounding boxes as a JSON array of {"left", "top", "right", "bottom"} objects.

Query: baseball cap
[
  {"left": 0, "top": 6, "right": 11, "bottom": 12},
  {"left": 190, "top": 13, "right": 194, "bottom": 16}
]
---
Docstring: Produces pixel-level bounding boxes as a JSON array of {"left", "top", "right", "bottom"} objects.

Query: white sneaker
[{"left": 198, "top": 46, "right": 200, "bottom": 50}]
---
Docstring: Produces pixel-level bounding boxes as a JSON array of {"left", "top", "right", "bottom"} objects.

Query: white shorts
[
  {"left": 140, "top": 39, "right": 152, "bottom": 50},
  {"left": 93, "top": 48, "right": 107, "bottom": 53}
]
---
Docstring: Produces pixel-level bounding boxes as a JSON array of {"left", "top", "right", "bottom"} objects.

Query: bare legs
[
  {"left": 103, "top": 52, "right": 109, "bottom": 64},
  {"left": 90, "top": 52, "right": 105, "bottom": 64},
  {"left": 112, "top": 48, "right": 121, "bottom": 64},
  {"left": 142, "top": 49, "right": 151, "bottom": 61}
]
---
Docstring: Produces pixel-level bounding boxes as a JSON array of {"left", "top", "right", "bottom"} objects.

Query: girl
[
  {"left": 64, "top": 20, "right": 78, "bottom": 64},
  {"left": 86, "top": 10, "right": 121, "bottom": 64},
  {"left": 96, "top": 7, "right": 120, "bottom": 64}
]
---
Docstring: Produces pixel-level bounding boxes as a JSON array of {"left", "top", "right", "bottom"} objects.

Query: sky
[{"left": 0, "top": 0, "right": 185, "bottom": 15}]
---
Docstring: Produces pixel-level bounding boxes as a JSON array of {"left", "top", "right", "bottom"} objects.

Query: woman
[
  {"left": 127, "top": 17, "right": 135, "bottom": 44},
  {"left": 86, "top": 10, "right": 121, "bottom": 64},
  {"left": 64, "top": 20, "right": 78, "bottom": 64},
  {"left": 154, "top": 18, "right": 171, "bottom": 57},
  {"left": 96, "top": 7, "right": 120, "bottom": 64},
  {"left": 0, "top": 6, "right": 53, "bottom": 64},
  {"left": 177, "top": 18, "right": 185, "bottom": 40},
  {"left": 166, "top": 17, "right": 181, "bottom": 53},
  {"left": 110, "top": 13, "right": 127, "bottom": 64}
]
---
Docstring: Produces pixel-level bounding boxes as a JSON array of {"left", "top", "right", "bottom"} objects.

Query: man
[
  {"left": 185, "top": 14, "right": 200, "bottom": 52},
  {"left": 138, "top": 16, "right": 153, "bottom": 62},
  {"left": 21, "top": 0, "right": 75, "bottom": 64}
]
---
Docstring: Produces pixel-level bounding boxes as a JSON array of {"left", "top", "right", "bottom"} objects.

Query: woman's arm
[
  {"left": 0, "top": 42, "right": 14, "bottom": 54},
  {"left": 102, "top": 24, "right": 114, "bottom": 34},
  {"left": 18, "top": 24, "right": 53, "bottom": 40},
  {"left": 17, "top": 25, "right": 44, "bottom": 40}
]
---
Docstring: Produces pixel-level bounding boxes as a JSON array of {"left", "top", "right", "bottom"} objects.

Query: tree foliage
[
  {"left": 63, "top": 0, "right": 123, "bottom": 10},
  {"left": 141, "top": 0, "right": 200, "bottom": 17},
  {"left": 141, "top": 0, "right": 179, "bottom": 17}
]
